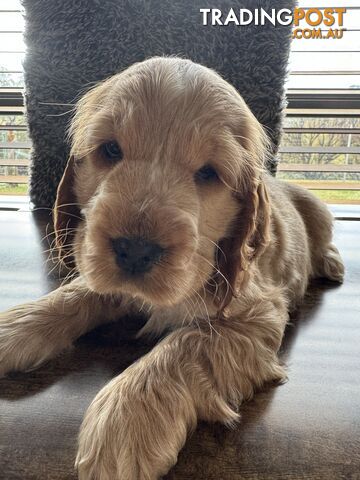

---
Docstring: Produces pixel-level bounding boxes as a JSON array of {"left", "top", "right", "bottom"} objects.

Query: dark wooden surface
[{"left": 0, "top": 210, "right": 359, "bottom": 480}]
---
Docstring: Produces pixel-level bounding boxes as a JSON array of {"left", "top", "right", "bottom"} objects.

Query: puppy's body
[{"left": 0, "top": 57, "right": 343, "bottom": 480}]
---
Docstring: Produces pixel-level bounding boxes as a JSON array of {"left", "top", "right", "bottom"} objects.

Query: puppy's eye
[
  {"left": 194, "top": 164, "right": 219, "bottom": 183},
  {"left": 101, "top": 141, "right": 123, "bottom": 161}
]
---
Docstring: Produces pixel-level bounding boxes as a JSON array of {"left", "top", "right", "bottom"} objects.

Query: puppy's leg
[
  {"left": 320, "top": 243, "right": 344, "bottom": 283},
  {"left": 292, "top": 187, "right": 344, "bottom": 283},
  {"left": 76, "top": 295, "right": 287, "bottom": 480},
  {"left": 0, "top": 278, "right": 125, "bottom": 376}
]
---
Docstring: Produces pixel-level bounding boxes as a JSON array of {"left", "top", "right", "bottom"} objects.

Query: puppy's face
[{"left": 55, "top": 58, "right": 269, "bottom": 307}]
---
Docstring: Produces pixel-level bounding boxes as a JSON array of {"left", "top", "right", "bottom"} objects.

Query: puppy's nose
[{"left": 111, "top": 237, "right": 164, "bottom": 275}]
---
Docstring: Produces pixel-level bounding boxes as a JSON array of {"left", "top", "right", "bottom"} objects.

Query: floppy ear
[
  {"left": 210, "top": 92, "right": 273, "bottom": 313},
  {"left": 214, "top": 178, "right": 271, "bottom": 313},
  {"left": 53, "top": 156, "right": 81, "bottom": 265}
]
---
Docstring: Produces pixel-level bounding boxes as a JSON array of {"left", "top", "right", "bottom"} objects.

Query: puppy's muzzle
[{"left": 112, "top": 237, "right": 164, "bottom": 276}]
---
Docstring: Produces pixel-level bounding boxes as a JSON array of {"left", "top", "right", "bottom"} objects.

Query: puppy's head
[{"left": 54, "top": 57, "right": 271, "bottom": 309}]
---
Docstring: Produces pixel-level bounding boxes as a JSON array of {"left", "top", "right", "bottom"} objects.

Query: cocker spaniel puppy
[{"left": 0, "top": 57, "right": 344, "bottom": 480}]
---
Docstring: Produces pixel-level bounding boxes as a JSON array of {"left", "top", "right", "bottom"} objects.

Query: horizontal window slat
[
  {"left": 283, "top": 127, "right": 360, "bottom": 134},
  {"left": 278, "top": 164, "right": 360, "bottom": 172},
  {"left": 290, "top": 71, "right": 360, "bottom": 76},
  {"left": 292, "top": 51, "right": 360, "bottom": 53},
  {"left": 0, "top": 88, "right": 24, "bottom": 92},
  {"left": 0, "top": 175, "right": 27, "bottom": 184},
  {"left": 279, "top": 153, "right": 359, "bottom": 164},
  {"left": 0, "top": 125, "right": 27, "bottom": 131},
  {"left": 0, "top": 158, "right": 29, "bottom": 166},
  {"left": 282, "top": 181, "right": 360, "bottom": 191},
  {"left": 287, "top": 75, "right": 360, "bottom": 89},
  {"left": 286, "top": 98, "right": 360, "bottom": 111},
  {"left": 283, "top": 115, "right": 360, "bottom": 127},
  {"left": 279, "top": 146, "right": 360, "bottom": 154},
  {"left": 0, "top": 50, "right": 24, "bottom": 54},
  {"left": 0, "top": 106, "right": 25, "bottom": 113},
  {"left": 0, "top": 141, "right": 31, "bottom": 149},
  {"left": 285, "top": 108, "right": 360, "bottom": 117}
]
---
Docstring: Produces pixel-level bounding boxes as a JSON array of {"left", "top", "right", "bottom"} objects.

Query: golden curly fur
[{"left": 0, "top": 57, "right": 344, "bottom": 480}]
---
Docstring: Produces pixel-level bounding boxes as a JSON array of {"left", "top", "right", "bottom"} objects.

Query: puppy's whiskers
[
  {"left": 196, "top": 252, "right": 231, "bottom": 304},
  {"left": 199, "top": 235, "right": 227, "bottom": 262},
  {"left": 189, "top": 287, "right": 221, "bottom": 339}
]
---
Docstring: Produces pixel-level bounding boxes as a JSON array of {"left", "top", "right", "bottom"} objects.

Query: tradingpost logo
[
  {"left": 293, "top": 8, "right": 346, "bottom": 39},
  {"left": 200, "top": 7, "right": 347, "bottom": 39}
]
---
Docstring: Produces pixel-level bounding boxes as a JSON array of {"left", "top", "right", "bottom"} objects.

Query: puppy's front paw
[
  {"left": 0, "top": 306, "right": 68, "bottom": 376},
  {"left": 76, "top": 366, "right": 192, "bottom": 480}
]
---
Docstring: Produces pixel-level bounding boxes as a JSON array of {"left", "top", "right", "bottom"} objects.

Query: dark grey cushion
[{"left": 22, "top": 0, "right": 295, "bottom": 207}]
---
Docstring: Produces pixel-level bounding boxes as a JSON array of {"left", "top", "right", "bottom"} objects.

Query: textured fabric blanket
[{"left": 22, "top": 0, "right": 295, "bottom": 207}]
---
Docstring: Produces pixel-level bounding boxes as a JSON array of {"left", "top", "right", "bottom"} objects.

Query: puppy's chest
[{"left": 137, "top": 299, "right": 216, "bottom": 338}]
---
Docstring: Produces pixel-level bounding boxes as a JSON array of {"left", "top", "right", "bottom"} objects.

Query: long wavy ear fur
[
  {"left": 53, "top": 156, "right": 81, "bottom": 265},
  {"left": 213, "top": 99, "right": 272, "bottom": 314},
  {"left": 215, "top": 179, "right": 271, "bottom": 312}
]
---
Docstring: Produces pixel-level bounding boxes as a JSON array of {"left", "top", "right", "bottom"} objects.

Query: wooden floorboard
[{"left": 0, "top": 210, "right": 359, "bottom": 480}]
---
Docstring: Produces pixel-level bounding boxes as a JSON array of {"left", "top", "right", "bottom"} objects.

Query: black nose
[{"left": 111, "top": 237, "right": 164, "bottom": 275}]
